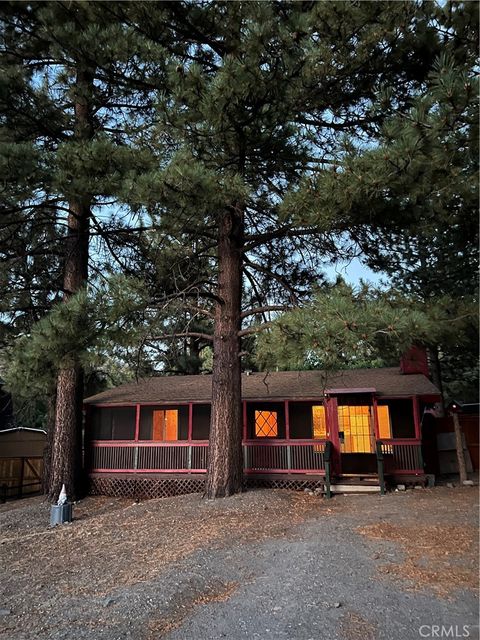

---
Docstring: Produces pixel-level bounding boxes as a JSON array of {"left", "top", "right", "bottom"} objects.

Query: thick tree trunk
[
  {"left": 49, "top": 367, "right": 85, "bottom": 500},
  {"left": 48, "top": 67, "right": 93, "bottom": 502},
  {"left": 452, "top": 412, "right": 468, "bottom": 484},
  {"left": 42, "top": 391, "right": 56, "bottom": 494},
  {"left": 205, "top": 207, "right": 244, "bottom": 498}
]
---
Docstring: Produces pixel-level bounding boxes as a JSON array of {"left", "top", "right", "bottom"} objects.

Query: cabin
[{"left": 84, "top": 367, "right": 441, "bottom": 498}]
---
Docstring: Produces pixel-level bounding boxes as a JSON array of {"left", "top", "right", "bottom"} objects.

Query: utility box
[{"left": 50, "top": 503, "right": 73, "bottom": 526}]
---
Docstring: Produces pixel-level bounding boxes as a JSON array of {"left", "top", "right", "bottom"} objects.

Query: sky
[{"left": 324, "top": 257, "right": 385, "bottom": 286}]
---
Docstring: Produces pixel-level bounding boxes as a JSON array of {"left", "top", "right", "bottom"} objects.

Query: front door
[{"left": 338, "top": 405, "right": 377, "bottom": 474}]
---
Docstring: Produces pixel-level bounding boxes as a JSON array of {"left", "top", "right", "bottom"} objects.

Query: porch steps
[
  {"left": 330, "top": 483, "right": 381, "bottom": 494},
  {"left": 330, "top": 474, "right": 381, "bottom": 494}
]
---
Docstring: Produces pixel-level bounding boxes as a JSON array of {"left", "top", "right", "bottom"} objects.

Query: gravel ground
[{"left": 0, "top": 486, "right": 478, "bottom": 640}]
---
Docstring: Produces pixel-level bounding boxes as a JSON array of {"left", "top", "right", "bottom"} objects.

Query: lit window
[
  {"left": 312, "top": 405, "right": 327, "bottom": 439},
  {"left": 377, "top": 405, "right": 392, "bottom": 440},
  {"left": 255, "top": 410, "right": 278, "bottom": 437},
  {"left": 338, "top": 405, "right": 374, "bottom": 453},
  {"left": 152, "top": 409, "right": 178, "bottom": 441}
]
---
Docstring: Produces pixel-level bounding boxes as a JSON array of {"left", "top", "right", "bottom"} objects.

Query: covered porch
[{"left": 85, "top": 394, "right": 427, "bottom": 495}]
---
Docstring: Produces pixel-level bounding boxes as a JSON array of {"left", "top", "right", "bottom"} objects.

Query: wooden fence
[{"left": 0, "top": 457, "right": 43, "bottom": 502}]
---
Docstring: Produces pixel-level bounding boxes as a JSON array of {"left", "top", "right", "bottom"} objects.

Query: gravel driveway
[{"left": 0, "top": 486, "right": 478, "bottom": 640}]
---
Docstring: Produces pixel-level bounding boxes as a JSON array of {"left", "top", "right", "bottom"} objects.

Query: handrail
[
  {"left": 324, "top": 440, "right": 332, "bottom": 499},
  {"left": 376, "top": 440, "right": 385, "bottom": 495},
  {"left": 90, "top": 439, "right": 326, "bottom": 447}
]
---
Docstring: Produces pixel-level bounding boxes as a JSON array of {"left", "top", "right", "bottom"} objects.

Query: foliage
[{"left": 255, "top": 282, "right": 478, "bottom": 379}]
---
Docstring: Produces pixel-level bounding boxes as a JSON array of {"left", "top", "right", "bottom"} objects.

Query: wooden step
[
  {"left": 336, "top": 475, "right": 380, "bottom": 486},
  {"left": 330, "top": 483, "right": 381, "bottom": 494}
]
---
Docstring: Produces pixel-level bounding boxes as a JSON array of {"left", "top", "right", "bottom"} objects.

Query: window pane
[
  {"left": 338, "top": 405, "right": 374, "bottom": 453},
  {"left": 377, "top": 405, "right": 391, "bottom": 440},
  {"left": 312, "top": 405, "right": 327, "bottom": 439},
  {"left": 139, "top": 406, "right": 187, "bottom": 440},
  {"left": 255, "top": 411, "right": 278, "bottom": 437}
]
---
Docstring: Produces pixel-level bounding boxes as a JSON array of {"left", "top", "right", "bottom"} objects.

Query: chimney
[{"left": 400, "top": 345, "right": 429, "bottom": 376}]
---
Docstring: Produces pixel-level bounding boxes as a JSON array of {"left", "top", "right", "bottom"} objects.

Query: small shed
[{"left": 0, "top": 427, "right": 46, "bottom": 500}]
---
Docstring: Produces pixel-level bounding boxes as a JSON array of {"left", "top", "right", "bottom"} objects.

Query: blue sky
[{"left": 324, "top": 257, "right": 384, "bottom": 286}]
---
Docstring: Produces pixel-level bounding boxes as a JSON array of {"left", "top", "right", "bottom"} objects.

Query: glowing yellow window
[
  {"left": 255, "top": 411, "right": 278, "bottom": 437},
  {"left": 338, "top": 405, "right": 374, "bottom": 453},
  {"left": 377, "top": 405, "right": 392, "bottom": 440},
  {"left": 312, "top": 405, "right": 327, "bottom": 439},
  {"left": 152, "top": 409, "right": 178, "bottom": 441}
]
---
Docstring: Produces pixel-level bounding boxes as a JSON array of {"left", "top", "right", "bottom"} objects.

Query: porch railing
[
  {"left": 243, "top": 440, "right": 327, "bottom": 474},
  {"left": 89, "top": 439, "right": 423, "bottom": 476},
  {"left": 89, "top": 441, "right": 209, "bottom": 473},
  {"left": 89, "top": 439, "right": 327, "bottom": 474},
  {"left": 379, "top": 439, "right": 424, "bottom": 474}
]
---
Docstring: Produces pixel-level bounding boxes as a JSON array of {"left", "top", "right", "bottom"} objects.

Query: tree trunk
[
  {"left": 48, "top": 66, "right": 93, "bottom": 502},
  {"left": 42, "top": 391, "right": 56, "bottom": 494},
  {"left": 49, "top": 367, "right": 85, "bottom": 500},
  {"left": 452, "top": 412, "right": 468, "bottom": 484},
  {"left": 205, "top": 207, "right": 244, "bottom": 498}
]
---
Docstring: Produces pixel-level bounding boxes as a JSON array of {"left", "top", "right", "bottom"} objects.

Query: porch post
[
  {"left": 285, "top": 400, "right": 291, "bottom": 472},
  {"left": 134, "top": 404, "right": 140, "bottom": 471},
  {"left": 188, "top": 403, "right": 193, "bottom": 441},
  {"left": 372, "top": 395, "right": 380, "bottom": 440},
  {"left": 284, "top": 400, "right": 290, "bottom": 440},
  {"left": 134, "top": 404, "right": 141, "bottom": 441},
  {"left": 242, "top": 401, "right": 247, "bottom": 473},
  {"left": 187, "top": 403, "right": 193, "bottom": 471},
  {"left": 413, "top": 396, "right": 421, "bottom": 440},
  {"left": 242, "top": 401, "right": 247, "bottom": 442},
  {"left": 326, "top": 396, "right": 341, "bottom": 475}
]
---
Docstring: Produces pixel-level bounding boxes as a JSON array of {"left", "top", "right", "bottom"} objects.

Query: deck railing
[
  {"left": 89, "top": 439, "right": 423, "bottom": 476},
  {"left": 89, "top": 439, "right": 327, "bottom": 474},
  {"left": 379, "top": 439, "right": 424, "bottom": 474},
  {"left": 89, "top": 441, "right": 209, "bottom": 473},
  {"left": 243, "top": 440, "right": 327, "bottom": 474}
]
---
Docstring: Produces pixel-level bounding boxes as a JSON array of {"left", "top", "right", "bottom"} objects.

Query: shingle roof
[{"left": 84, "top": 368, "right": 440, "bottom": 405}]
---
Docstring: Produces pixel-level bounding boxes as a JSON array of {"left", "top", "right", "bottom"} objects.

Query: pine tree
[
  {"left": 0, "top": 1, "right": 177, "bottom": 499},
  {"left": 120, "top": 1, "right": 444, "bottom": 497},
  {"left": 294, "top": 1, "right": 479, "bottom": 403}
]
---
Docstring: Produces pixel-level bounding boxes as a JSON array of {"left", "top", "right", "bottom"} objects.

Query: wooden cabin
[{"left": 84, "top": 367, "right": 441, "bottom": 498}]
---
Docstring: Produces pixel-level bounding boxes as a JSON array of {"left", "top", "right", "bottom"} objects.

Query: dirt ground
[{"left": 0, "top": 486, "right": 478, "bottom": 640}]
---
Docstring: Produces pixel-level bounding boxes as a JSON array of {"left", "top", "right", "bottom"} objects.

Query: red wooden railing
[
  {"left": 243, "top": 440, "right": 327, "bottom": 474},
  {"left": 380, "top": 439, "right": 423, "bottom": 474},
  {"left": 89, "top": 441, "right": 209, "bottom": 473},
  {"left": 89, "top": 439, "right": 423, "bottom": 476},
  {"left": 89, "top": 440, "right": 327, "bottom": 474}
]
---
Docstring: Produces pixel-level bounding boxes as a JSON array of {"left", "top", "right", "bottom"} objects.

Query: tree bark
[
  {"left": 42, "top": 391, "right": 56, "bottom": 494},
  {"left": 48, "top": 66, "right": 94, "bottom": 502},
  {"left": 452, "top": 412, "right": 468, "bottom": 484},
  {"left": 205, "top": 207, "right": 244, "bottom": 498}
]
